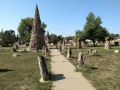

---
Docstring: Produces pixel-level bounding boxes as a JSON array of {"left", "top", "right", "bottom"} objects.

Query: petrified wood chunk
[{"left": 38, "top": 56, "right": 49, "bottom": 81}]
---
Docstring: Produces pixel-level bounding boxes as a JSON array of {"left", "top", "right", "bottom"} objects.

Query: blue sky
[{"left": 0, "top": 0, "right": 120, "bottom": 37}]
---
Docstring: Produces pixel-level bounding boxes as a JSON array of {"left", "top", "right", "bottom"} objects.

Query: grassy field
[
  {"left": 60, "top": 44, "right": 120, "bottom": 90},
  {"left": 1, "top": 44, "right": 120, "bottom": 90},
  {"left": 0, "top": 45, "right": 52, "bottom": 90}
]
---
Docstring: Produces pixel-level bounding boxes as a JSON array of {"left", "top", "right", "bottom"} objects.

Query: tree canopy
[
  {"left": 109, "top": 33, "right": 119, "bottom": 40},
  {"left": 17, "top": 17, "right": 47, "bottom": 42},
  {"left": 74, "top": 30, "right": 84, "bottom": 41},
  {"left": 49, "top": 34, "right": 58, "bottom": 44},
  {"left": 82, "top": 12, "right": 110, "bottom": 45},
  {"left": 57, "top": 35, "right": 63, "bottom": 42},
  {"left": 18, "top": 17, "right": 33, "bottom": 42},
  {"left": 0, "top": 30, "right": 16, "bottom": 47},
  {"left": 0, "top": 29, "right": 3, "bottom": 39}
]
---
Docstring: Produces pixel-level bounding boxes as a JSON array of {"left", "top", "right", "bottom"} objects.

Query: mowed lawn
[
  {"left": 63, "top": 44, "right": 120, "bottom": 90},
  {"left": 0, "top": 45, "right": 51, "bottom": 90}
]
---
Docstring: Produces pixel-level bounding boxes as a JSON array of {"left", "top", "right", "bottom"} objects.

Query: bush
[{"left": 0, "top": 40, "right": 13, "bottom": 47}]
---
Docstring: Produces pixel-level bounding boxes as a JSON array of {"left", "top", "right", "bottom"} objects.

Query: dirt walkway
[{"left": 51, "top": 49, "right": 96, "bottom": 90}]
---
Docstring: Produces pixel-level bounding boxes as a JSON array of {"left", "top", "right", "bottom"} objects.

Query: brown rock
[{"left": 29, "top": 4, "right": 45, "bottom": 50}]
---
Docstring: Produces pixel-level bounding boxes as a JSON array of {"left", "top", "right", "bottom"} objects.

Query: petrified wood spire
[{"left": 29, "top": 4, "right": 45, "bottom": 50}]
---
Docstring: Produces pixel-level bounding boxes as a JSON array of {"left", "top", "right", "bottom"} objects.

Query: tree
[
  {"left": 18, "top": 17, "right": 33, "bottom": 42},
  {"left": 41, "top": 22, "right": 47, "bottom": 36},
  {"left": 0, "top": 30, "right": 16, "bottom": 47},
  {"left": 57, "top": 35, "right": 63, "bottom": 41},
  {"left": 41, "top": 22, "right": 47, "bottom": 30},
  {"left": 83, "top": 12, "right": 109, "bottom": 46},
  {"left": 18, "top": 17, "right": 47, "bottom": 42},
  {"left": 0, "top": 29, "right": 4, "bottom": 39},
  {"left": 49, "top": 34, "right": 58, "bottom": 44},
  {"left": 74, "top": 30, "right": 84, "bottom": 41},
  {"left": 95, "top": 27, "right": 110, "bottom": 42},
  {"left": 109, "top": 33, "right": 119, "bottom": 40}
]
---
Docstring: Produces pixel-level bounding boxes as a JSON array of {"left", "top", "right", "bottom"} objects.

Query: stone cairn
[
  {"left": 28, "top": 4, "right": 45, "bottom": 51},
  {"left": 42, "top": 45, "right": 49, "bottom": 55},
  {"left": 44, "top": 31, "right": 50, "bottom": 44},
  {"left": 62, "top": 38, "right": 65, "bottom": 45},
  {"left": 88, "top": 48, "right": 98, "bottom": 56},
  {"left": 62, "top": 45, "right": 65, "bottom": 53},
  {"left": 20, "top": 49, "right": 26, "bottom": 53},
  {"left": 11, "top": 48, "right": 16, "bottom": 52},
  {"left": 59, "top": 40, "right": 62, "bottom": 44},
  {"left": 78, "top": 52, "right": 85, "bottom": 68},
  {"left": 67, "top": 47, "right": 72, "bottom": 58},
  {"left": 104, "top": 37, "right": 111, "bottom": 49},
  {"left": 18, "top": 39, "right": 21, "bottom": 45},
  {"left": 38, "top": 56, "right": 49, "bottom": 81},
  {"left": 59, "top": 44, "right": 62, "bottom": 51},
  {"left": 61, "top": 44, "right": 67, "bottom": 54},
  {"left": 14, "top": 44, "right": 18, "bottom": 50},
  {"left": 12, "top": 53, "right": 19, "bottom": 57},
  {"left": 77, "top": 38, "right": 82, "bottom": 49}
]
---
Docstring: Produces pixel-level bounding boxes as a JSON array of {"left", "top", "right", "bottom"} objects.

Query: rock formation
[
  {"left": 29, "top": 4, "right": 45, "bottom": 50},
  {"left": 78, "top": 52, "right": 85, "bottom": 67},
  {"left": 38, "top": 56, "right": 49, "bottom": 81},
  {"left": 104, "top": 37, "right": 111, "bottom": 49},
  {"left": 77, "top": 38, "right": 82, "bottom": 49},
  {"left": 67, "top": 47, "right": 72, "bottom": 58},
  {"left": 44, "top": 31, "right": 50, "bottom": 44}
]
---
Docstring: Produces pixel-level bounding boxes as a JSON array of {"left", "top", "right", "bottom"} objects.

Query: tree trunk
[{"left": 92, "top": 39, "right": 96, "bottom": 46}]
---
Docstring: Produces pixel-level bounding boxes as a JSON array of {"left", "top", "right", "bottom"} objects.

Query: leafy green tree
[
  {"left": 0, "top": 30, "right": 16, "bottom": 46},
  {"left": 74, "top": 30, "right": 85, "bottom": 41},
  {"left": 18, "top": 17, "right": 33, "bottom": 42},
  {"left": 18, "top": 17, "right": 47, "bottom": 42},
  {"left": 109, "top": 33, "right": 119, "bottom": 40},
  {"left": 83, "top": 12, "right": 110, "bottom": 46},
  {"left": 41, "top": 22, "right": 47, "bottom": 30},
  {"left": 0, "top": 29, "right": 4, "bottom": 39},
  {"left": 41, "top": 22, "right": 47, "bottom": 36},
  {"left": 49, "top": 34, "right": 58, "bottom": 44},
  {"left": 95, "top": 26, "right": 110, "bottom": 42},
  {"left": 57, "top": 35, "right": 63, "bottom": 41}
]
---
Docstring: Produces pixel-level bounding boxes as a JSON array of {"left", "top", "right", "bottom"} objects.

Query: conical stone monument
[{"left": 29, "top": 4, "right": 45, "bottom": 50}]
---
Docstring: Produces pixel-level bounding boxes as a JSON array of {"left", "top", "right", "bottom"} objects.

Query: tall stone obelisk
[{"left": 29, "top": 4, "right": 45, "bottom": 50}]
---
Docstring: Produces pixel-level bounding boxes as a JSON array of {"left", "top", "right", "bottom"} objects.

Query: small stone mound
[
  {"left": 88, "top": 48, "right": 98, "bottom": 56},
  {"left": 11, "top": 48, "right": 16, "bottom": 52},
  {"left": 114, "top": 50, "right": 119, "bottom": 53},
  {"left": 20, "top": 49, "right": 26, "bottom": 53},
  {"left": 12, "top": 53, "right": 19, "bottom": 57}
]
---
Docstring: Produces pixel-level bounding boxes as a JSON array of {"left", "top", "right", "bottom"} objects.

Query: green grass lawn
[
  {"left": 0, "top": 45, "right": 52, "bottom": 90},
  {"left": 60, "top": 44, "right": 120, "bottom": 90}
]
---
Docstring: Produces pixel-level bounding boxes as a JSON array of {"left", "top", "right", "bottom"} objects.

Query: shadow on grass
[
  {"left": 87, "top": 55, "right": 102, "bottom": 57},
  {"left": 84, "top": 45, "right": 104, "bottom": 47},
  {"left": 52, "top": 74, "right": 66, "bottom": 81},
  {"left": 69, "top": 47, "right": 77, "bottom": 49},
  {"left": 49, "top": 48, "right": 58, "bottom": 49},
  {"left": 75, "top": 66, "right": 98, "bottom": 73},
  {"left": 0, "top": 69, "right": 14, "bottom": 72},
  {"left": 71, "top": 56, "right": 78, "bottom": 59},
  {"left": 89, "top": 67, "right": 98, "bottom": 70}
]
